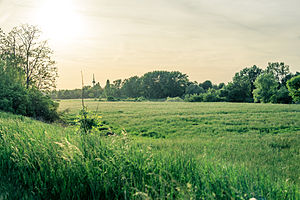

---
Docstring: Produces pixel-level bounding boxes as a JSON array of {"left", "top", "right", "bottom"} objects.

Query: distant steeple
[{"left": 92, "top": 74, "right": 96, "bottom": 87}]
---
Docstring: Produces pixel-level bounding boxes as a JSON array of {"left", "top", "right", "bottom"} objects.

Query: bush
[
  {"left": 287, "top": 75, "right": 300, "bottom": 103},
  {"left": 203, "top": 88, "right": 221, "bottom": 102},
  {"left": 0, "top": 61, "right": 59, "bottom": 122},
  {"left": 106, "top": 96, "right": 116, "bottom": 101},
  {"left": 135, "top": 96, "right": 147, "bottom": 102},
  {"left": 166, "top": 97, "right": 184, "bottom": 102},
  {"left": 184, "top": 94, "right": 204, "bottom": 102},
  {"left": 271, "top": 87, "right": 293, "bottom": 104},
  {"left": 27, "top": 89, "right": 59, "bottom": 122}
]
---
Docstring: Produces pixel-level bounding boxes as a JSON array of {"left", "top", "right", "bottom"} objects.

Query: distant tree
[
  {"left": 111, "top": 79, "right": 122, "bottom": 97},
  {"left": 104, "top": 79, "right": 112, "bottom": 97},
  {"left": 223, "top": 79, "right": 252, "bottom": 102},
  {"left": 236, "top": 65, "right": 262, "bottom": 91},
  {"left": 287, "top": 75, "right": 300, "bottom": 103},
  {"left": 121, "top": 76, "right": 142, "bottom": 98},
  {"left": 218, "top": 83, "right": 225, "bottom": 89},
  {"left": 200, "top": 80, "right": 212, "bottom": 91},
  {"left": 0, "top": 24, "right": 57, "bottom": 91},
  {"left": 266, "top": 62, "right": 290, "bottom": 86},
  {"left": 141, "top": 71, "right": 189, "bottom": 98},
  {"left": 253, "top": 73, "right": 278, "bottom": 103},
  {"left": 185, "top": 83, "right": 204, "bottom": 95},
  {"left": 203, "top": 88, "right": 221, "bottom": 102},
  {"left": 272, "top": 86, "right": 293, "bottom": 104}
]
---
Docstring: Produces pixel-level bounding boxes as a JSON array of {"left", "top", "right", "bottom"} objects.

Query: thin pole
[{"left": 81, "top": 70, "right": 85, "bottom": 109}]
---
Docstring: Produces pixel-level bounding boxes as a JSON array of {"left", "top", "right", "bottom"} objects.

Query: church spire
[{"left": 92, "top": 74, "right": 96, "bottom": 87}]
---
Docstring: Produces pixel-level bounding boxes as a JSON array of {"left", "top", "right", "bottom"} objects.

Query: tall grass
[{"left": 0, "top": 111, "right": 299, "bottom": 199}]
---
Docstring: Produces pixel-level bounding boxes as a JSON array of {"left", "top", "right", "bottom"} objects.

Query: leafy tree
[
  {"left": 0, "top": 60, "right": 58, "bottom": 121},
  {"left": 253, "top": 73, "right": 278, "bottom": 103},
  {"left": 223, "top": 79, "right": 252, "bottom": 102},
  {"left": 266, "top": 62, "right": 290, "bottom": 86},
  {"left": 0, "top": 24, "right": 57, "bottom": 91},
  {"left": 185, "top": 83, "right": 204, "bottom": 95},
  {"left": 200, "top": 80, "right": 213, "bottom": 91},
  {"left": 111, "top": 79, "right": 122, "bottom": 97},
  {"left": 287, "top": 75, "right": 300, "bottom": 103},
  {"left": 272, "top": 86, "right": 293, "bottom": 104},
  {"left": 234, "top": 65, "right": 262, "bottom": 95},
  {"left": 218, "top": 83, "right": 225, "bottom": 89},
  {"left": 121, "top": 76, "right": 142, "bottom": 98},
  {"left": 141, "top": 71, "right": 188, "bottom": 98},
  {"left": 203, "top": 88, "right": 221, "bottom": 102},
  {"left": 104, "top": 79, "right": 112, "bottom": 97}
]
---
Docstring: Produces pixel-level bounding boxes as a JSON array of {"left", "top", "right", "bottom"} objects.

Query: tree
[
  {"left": 272, "top": 86, "right": 292, "bottom": 104},
  {"left": 223, "top": 79, "right": 252, "bottom": 102},
  {"left": 141, "top": 71, "right": 189, "bottom": 98},
  {"left": 200, "top": 80, "right": 212, "bottom": 91},
  {"left": 287, "top": 75, "right": 300, "bottom": 103},
  {"left": 234, "top": 65, "right": 262, "bottom": 95},
  {"left": 253, "top": 73, "right": 278, "bottom": 103},
  {"left": 0, "top": 24, "right": 57, "bottom": 91},
  {"left": 121, "top": 76, "right": 142, "bottom": 98},
  {"left": 185, "top": 83, "right": 204, "bottom": 95},
  {"left": 266, "top": 62, "right": 290, "bottom": 86},
  {"left": 104, "top": 79, "right": 112, "bottom": 97},
  {"left": 0, "top": 60, "right": 58, "bottom": 121}
]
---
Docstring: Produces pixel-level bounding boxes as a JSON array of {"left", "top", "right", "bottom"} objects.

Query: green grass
[{"left": 0, "top": 100, "right": 300, "bottom": 199}]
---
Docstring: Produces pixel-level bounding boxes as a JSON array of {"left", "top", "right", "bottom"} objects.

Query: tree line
[{"left": 51, "top": 63, "right": 300, "bottom": 104}]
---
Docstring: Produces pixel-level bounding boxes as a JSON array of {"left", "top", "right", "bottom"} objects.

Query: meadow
[{"left": 0, "top": 100, "right": 299, "bottom": 199}]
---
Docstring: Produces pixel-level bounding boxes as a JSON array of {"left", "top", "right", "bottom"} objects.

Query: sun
[{"left": 34, "top": 0, "right": 84, "bottom": 43}]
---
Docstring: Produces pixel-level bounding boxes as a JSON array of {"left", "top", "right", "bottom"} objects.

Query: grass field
[{"left": 0, "top": 100, "right": 300, "bottom": 199}]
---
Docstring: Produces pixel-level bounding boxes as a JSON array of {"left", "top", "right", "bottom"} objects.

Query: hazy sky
[{"left": 1, "top": 0, "right": 300, "bottom": 89}]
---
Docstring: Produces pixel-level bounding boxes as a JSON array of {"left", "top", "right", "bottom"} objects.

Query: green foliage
[
  {"left": 141, "top": 71, "right": 189, "bottom": 98},
  {"left": 76, "top": 108, "right": 104, "bottom": 134},
  {"left": 27, "top": 89, "right": 59, "bottom": 122},
  {"left": 223, "top": 80, "right": 252, "bottom": 102},
  {"left": 106, "top": 96, "right": 116, "bottom": 101},
  {"left": 287, "top": 75, "right": 300, "bottom": 103},
  {"left": 271, "top": 86, "right": 293, "bottom": 104},
  {"left": 202, "top": 88, "right": 221, "bottom": 102},
  {"left": 266, "top": 62, "right": 290, "bottom": 86},
  {"left": 200, "top": 80, "right": 213, "bottom": 91},
  {"left": 121, "top": 76, "right": 142, "bottom": 98},
  {"left": 135, "top": 96, "right": 147, "bottom": 102},
  {"left": 166, "top": 96, "right": 184, "bottom": 102},
  {"left": 0, "top": 24, "right": 57, "bottom": 91},
  {"left": 253, "top": 73, "right": 278, "bottom": 103},
  {"left": 51, "top": 84, "right": 103, "bottom": 99},
  {"left": 51, "top": 63, "right": 296, "bottom": 104},
  {"left": 0, "top": 60, "right": 59, "bottom": 122},
  {"left": 185, "top": 83, "right": 205, "bottom": 95},
  {"left": 184, "top": 93, "right": 204, "bottom": 102},
  {"left": 0, "top": 110, "right": 299, "bottom": 199}
]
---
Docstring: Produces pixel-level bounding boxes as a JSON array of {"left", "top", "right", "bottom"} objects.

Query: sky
[{"left": 1, "top": 0, "right": 300, "bottom": 89}]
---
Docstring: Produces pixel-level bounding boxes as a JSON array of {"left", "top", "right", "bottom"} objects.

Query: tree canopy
[{"left": 0, "top": 24, "right": 57, "bottom": 91}]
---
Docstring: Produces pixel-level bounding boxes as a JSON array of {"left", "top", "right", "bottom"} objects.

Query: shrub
[
  {"left": 0, "top": 61, "right": 59, "bottom": 122},
  {"left": 184, "top": 94, "right": 204, "bottom": 102},
  {"left": 287, "top": 75, "right": 300, "bottom": 103},
  {"left": 166, "top": 97, "right": 184, "bottom": 102},
  {"left": 106, "top": 96, "right": 116, "bottom": 101},
  {"left": 253, "top": 73, "right": 278, "bottom": 103},
  {"left": 203, "top": 88, "right": 221, "bottom": 102},
  {"left": 271, "top": 86, "right": 293, "bottom": 104},
  {"left": 135, "top": 96, "right": 147, "bottom": 102}
]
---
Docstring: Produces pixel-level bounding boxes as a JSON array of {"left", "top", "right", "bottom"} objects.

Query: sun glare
[{"left": 34, "top": 0, "right": 84, "bottom": 43}]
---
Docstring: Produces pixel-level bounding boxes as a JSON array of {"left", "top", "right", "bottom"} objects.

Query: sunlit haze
[{"left": 1, "top": 0, "right": 300, "bottom": 89}]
